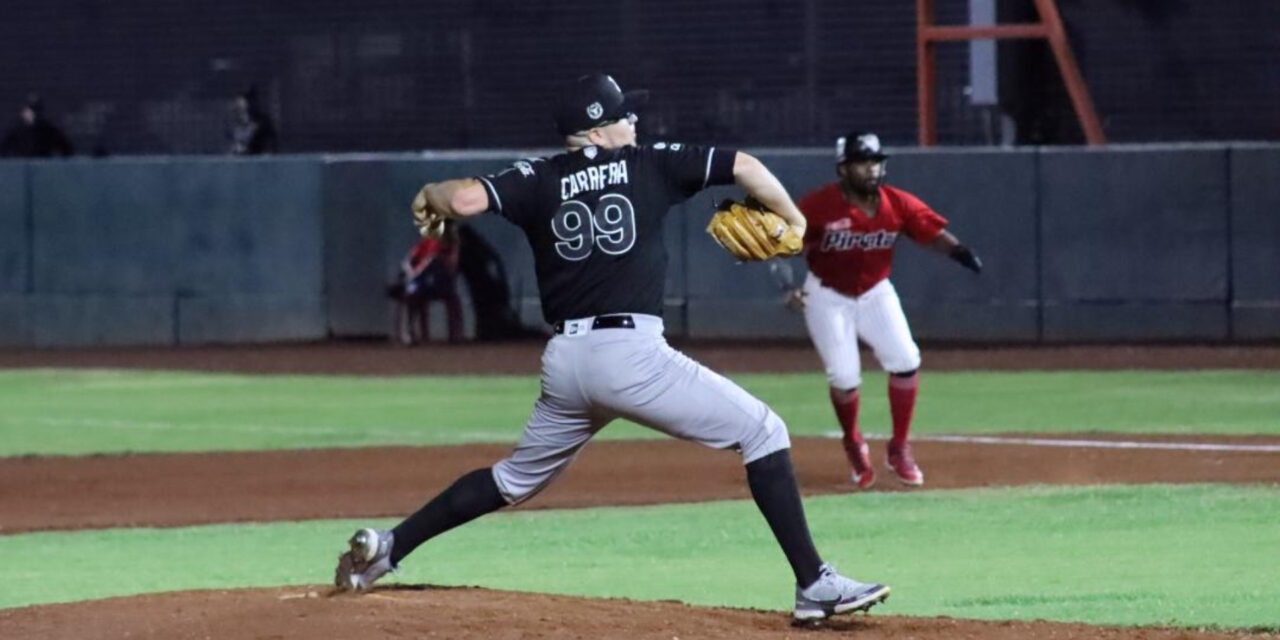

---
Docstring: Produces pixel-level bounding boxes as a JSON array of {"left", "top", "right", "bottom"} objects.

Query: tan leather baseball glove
[
  {"left": 706, "top": 199, "right": 803, "bottom": 261},
  {"left": 411, "top": 186, "right": 447, "bottom": 238}
]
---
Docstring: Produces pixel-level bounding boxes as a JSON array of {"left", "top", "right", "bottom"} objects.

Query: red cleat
[
  {"left": 850, "top": 442, "right": 876, "bottom": 489},
  {"left": 886, "top": 442, "right": 924, "bottom": 486}
]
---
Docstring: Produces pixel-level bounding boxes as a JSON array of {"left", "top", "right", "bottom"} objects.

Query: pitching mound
[{"left": 0, "top": 586, "right": 1264, "bottom": 640}]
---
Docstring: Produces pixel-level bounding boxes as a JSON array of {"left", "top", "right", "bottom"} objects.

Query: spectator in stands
[
  {"left": 387, "top": 221, "right": 464, "bottom": 343},
  {"left": 1, "top": 95, "right": 74, "bottom": 158},
  {"left": 228, "top": 86, "right": 277, "bottom": 155}
]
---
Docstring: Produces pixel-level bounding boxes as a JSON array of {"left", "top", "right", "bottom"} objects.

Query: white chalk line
[{"left": 823, "top": 431, "right": 1280, "bottom": 453}]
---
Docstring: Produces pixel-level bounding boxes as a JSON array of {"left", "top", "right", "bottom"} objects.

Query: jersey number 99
[{"left": 551, "top": 194, "right": 637, "bottom": 261}]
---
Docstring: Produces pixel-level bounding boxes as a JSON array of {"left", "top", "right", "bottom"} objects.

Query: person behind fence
[
  {"left": 387, "top": 220, "right": 463, "bottom": 342},
  {"left": 1, "top": 95, "right": 74, "bottom": 158},
  {"left": 227, "top": 87, "right": 277, "bottom": 155}
]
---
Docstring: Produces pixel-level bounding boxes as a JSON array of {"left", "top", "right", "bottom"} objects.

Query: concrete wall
[
  {"left": 1037, "top": 147, "right": 1231, "bottom": 341},
  {"left": 1, "top": 157, "right": 325, "bottom": 346},
  {"left": 0, "top": 144, "right": 1276, "bottom": 346},
  {"left": 1230, "top": 146, "right": 1280, "bottom": 340},
  {"left": 0, "top": 164, "right": 28, "bottom": 295}
]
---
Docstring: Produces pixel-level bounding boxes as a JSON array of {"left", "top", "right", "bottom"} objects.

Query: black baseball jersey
[{"left": 478, "top": 143, "right": 737, "bottom": 324}]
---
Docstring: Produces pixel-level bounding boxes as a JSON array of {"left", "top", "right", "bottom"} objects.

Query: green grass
[
  {"left": 2, "top": 369, "right": 1278, "bottom": 456},
  {"left": 2, "top": 484, "right": 1275, "bottom": 629}
]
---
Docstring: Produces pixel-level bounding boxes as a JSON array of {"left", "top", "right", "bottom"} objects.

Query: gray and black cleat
[
  {"left": 793, "top": 563, "right": 890, "bottom": 622},
  {"left": 334, "top": 528, "right": 396, "bottom": 591}
]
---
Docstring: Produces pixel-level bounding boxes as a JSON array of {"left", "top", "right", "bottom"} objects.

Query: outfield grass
[
  {"left": 2, "top": 484, "right": 1275, "bottom": 629},
  {"left": 2, "top": 369, "right": 1278, "bottom": 456}
]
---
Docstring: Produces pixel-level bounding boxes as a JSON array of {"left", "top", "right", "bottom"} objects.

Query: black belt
[{"left": 553, "top": 314, "right": 636, "bottom": 334}]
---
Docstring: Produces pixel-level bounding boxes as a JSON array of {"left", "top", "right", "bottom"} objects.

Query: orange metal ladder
[{"left": 916, "top": 0, "right": 1105, "bottom": 145}]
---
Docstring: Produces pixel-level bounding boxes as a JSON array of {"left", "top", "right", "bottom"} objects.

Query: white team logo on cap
[
  {"left": 837, "top": 133, "right": 884, "bottom": 159},
  {"left": 586, "top": 102, "right": 604, "bottom": 119}
]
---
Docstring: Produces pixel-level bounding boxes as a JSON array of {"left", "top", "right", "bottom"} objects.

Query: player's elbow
[{"left": 732, "top": 152, "right": 765, "bottom": 183}]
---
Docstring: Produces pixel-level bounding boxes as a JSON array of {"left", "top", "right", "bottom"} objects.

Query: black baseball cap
[
  {"left": 553, "top": 73, "right": 649, "bottom": 136},
  {"left": 835, "top": 131, "right": 890, "bottom": 164}
]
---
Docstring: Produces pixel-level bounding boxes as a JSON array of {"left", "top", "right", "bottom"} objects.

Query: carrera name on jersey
[
  {"left": 561, "top": 160, "right": 630, "bottom": 200},
  {"left": 821, "top": 228, "right": 898, "bottom": 251}
]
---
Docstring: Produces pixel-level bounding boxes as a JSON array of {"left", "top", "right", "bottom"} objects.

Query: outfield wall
[{"left": 0, "top": 144, "right": 1275, "bottom": 346}]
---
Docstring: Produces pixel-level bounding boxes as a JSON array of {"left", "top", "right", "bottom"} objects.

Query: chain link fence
[{"left": 2, "top": 0, "right": 1275, "bottom": 155}]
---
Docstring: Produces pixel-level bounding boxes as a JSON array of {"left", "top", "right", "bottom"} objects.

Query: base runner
[{"left": 791, "top": 132, "right": 983, "bottom": 489}]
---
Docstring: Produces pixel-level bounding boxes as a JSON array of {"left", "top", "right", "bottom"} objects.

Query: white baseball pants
[{"left": 802, "top": 273, "right": 921, "bottom": 391}]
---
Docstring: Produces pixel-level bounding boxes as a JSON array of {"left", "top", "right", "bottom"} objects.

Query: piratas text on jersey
[{"left": 821, "top": 229, "right": 898, "bottom": 251}]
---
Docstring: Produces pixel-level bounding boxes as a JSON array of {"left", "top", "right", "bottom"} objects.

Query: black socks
[
  {"left": 745, "top": 449, "right": 823, "bottom": 588},
  {"left": 390, "top": 467, "right": 508, "bottom": 566},
  {"left": 389, "top": 454, "right": 824, "bottom": 588}
]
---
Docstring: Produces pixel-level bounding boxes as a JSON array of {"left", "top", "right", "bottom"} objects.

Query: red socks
[
  {"left": 832, "top": 372, "right": 918, "bottom": 457},
  {"left": 828, "top": 386, "right": 864, "bottom": 466},
  {"left": 888, "top": 372, "right": 920, "bottom": 448}
]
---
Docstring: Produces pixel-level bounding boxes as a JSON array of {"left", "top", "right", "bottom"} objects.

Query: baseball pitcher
[
  {"left": 792, "top": 132, "right": 982, "bottom": 489},
  {"left": 334, "top": 74, "right": 890, "bottom": 623}
]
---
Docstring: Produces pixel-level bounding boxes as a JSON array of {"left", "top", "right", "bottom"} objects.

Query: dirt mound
[{"left": 0, "top": 586, "right": 1267, "bottom": 640}]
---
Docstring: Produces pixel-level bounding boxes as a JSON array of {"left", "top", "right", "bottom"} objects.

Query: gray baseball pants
[{"left": 492, "top": 313, "right": 791, "bottom": 504}]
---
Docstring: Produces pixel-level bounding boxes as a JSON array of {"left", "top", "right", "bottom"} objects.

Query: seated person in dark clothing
[
  {"left": 455, "top": 224, "right": 544, "bottom": 341},
  {"left": 1, "top": 96, "right": 73, "bottom": 158},
  {"left": 228, "top": 88, "right": 277, "bottom": 155}
]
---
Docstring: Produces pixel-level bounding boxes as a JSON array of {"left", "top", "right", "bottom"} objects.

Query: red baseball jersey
[
  {"left": 407, "top": 236, "right": 459, "bottom": 271},
  {"left": 798, "top": 183, "right": 948, "bottom": 297}
]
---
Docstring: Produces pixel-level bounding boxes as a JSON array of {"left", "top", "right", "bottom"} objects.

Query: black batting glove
[{"left": 949, "top": 245, "right": 983, "bottom": 274}]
